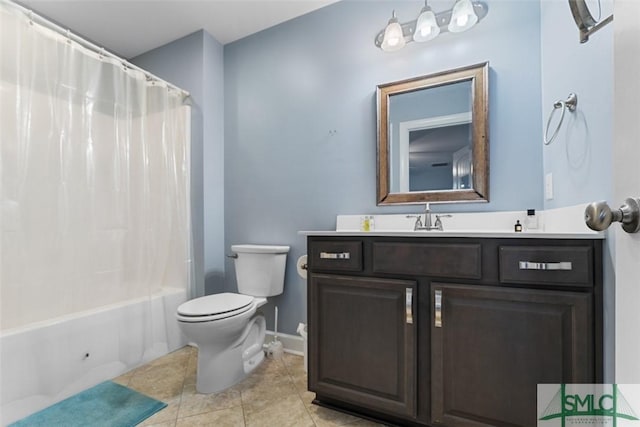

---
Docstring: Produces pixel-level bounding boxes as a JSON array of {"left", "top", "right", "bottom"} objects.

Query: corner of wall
[
  {"left": 540, "top": 0, "right": 613, "bottom": 211},
  {"left": 202, "top": 30, "right": 226, "bottom": 296}
]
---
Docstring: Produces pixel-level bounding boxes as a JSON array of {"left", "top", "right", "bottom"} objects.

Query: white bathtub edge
[{"left": 0, "top": 287, "right": 188, "bottom": 425}]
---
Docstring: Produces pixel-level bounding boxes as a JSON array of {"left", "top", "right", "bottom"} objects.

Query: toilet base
[
  {"left": 244, "top": 347, "right": 264, "bottom": 373},
  {"left": 194, "top": 314, "right": 266, "bottom": 394}
]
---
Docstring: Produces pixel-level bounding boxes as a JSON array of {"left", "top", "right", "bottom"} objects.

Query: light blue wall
[
  {"left": 132, "top": 30, "right": 226, "bottom": 298},
  {"left": 540, "top": 0, "right": 613, "bottom": 209},
  {"left": 224, "top": 0, "right": 544, "bottom": 334},
  {"left": 539, "top": 0, "right": 614, "bottom": 381}
]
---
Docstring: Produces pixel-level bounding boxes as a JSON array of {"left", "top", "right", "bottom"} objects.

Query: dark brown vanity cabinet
[
  {"left": 430, "top": 284, "right": 592, "bottom": 427},
  {"left": 306, "top": 236, "right": 603, "bottom": 427},
  {"left": 308, "top": 274, "right": 417, "bottom": 417}
]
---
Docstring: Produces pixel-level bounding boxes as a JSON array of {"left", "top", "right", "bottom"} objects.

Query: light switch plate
[{"left": 545, "top": 173, "right": 553, "bottom": 200}]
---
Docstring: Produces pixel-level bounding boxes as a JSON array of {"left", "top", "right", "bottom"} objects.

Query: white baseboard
[{"left": 264, "top": 330, "right": 305, "bottom": 356}]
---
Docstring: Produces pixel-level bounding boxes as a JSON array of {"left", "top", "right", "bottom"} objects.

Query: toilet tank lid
[{"left": 231, "top": 244, "right": 290, "bottom": 254}]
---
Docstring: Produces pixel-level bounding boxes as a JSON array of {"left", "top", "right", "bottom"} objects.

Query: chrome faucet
[
  {"left": 423, "top": 203, "right": 433, "bottom": 229},
  {"left": 406, "top": 204, "right": 452, "bottom": 231}
]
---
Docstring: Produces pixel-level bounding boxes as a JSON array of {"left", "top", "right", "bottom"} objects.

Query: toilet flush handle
[{"left": 226, "top": 253, "right": 238, "bottom": 258}]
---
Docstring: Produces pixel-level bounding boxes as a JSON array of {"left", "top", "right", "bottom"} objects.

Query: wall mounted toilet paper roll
[{"left": 296, "top": 255, "right": 308, "bottom": 279}]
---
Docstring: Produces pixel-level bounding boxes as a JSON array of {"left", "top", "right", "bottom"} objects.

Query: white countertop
[
  {"left": 300, "top": 205, "right": 606, "bottom": 240},
  {"left": 298, "top": 230, "right": 605, "bottom": 239}
]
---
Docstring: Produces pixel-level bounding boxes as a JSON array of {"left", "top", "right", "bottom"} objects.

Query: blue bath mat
[{"left": 9, "top": 381, "right": 167, "bottom": 427}]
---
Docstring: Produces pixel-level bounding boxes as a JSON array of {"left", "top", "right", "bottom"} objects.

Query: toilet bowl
[{"left": 176, "top": 244, "right": 289, "bottom": 394}]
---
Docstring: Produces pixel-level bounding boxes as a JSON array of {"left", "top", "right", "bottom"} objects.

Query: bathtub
[{"left": 0, "top": 287, "right": 188, "bottom": 426}]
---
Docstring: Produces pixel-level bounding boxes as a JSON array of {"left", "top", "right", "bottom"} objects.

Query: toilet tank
[{"left": 231, "top": 244, "right": 290, "bottom": 297}]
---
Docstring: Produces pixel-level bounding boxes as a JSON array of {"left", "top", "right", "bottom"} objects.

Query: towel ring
[{"left": 544, "top": 93, "right": 578, "bottom": 145}]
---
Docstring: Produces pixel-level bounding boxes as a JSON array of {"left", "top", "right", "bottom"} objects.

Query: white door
[{"left": 613, "top": 0, "right": 640, "bottom": 383}]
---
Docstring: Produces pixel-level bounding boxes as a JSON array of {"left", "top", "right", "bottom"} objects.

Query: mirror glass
[{"left": 377, "top": 62, "right": 489, "bottom": 204}]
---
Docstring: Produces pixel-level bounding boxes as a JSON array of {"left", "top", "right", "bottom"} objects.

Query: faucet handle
[
  {"left": 434, "top": 214, "right": 452, "bottom": 231},
  {"left": 406, "top": 215, "right": 423, "bottom": 230}
]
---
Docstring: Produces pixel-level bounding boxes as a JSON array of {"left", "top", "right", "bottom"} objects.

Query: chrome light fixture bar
[{"left": 375, "top": 0, "right": 489, "bottom": 52}]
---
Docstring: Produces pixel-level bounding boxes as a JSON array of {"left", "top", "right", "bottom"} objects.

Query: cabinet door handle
[
  {"left": 406, "top": 288, "right": 413, "bottom": 324},
  {"left": 319, "top": 251, "right": 350, "bottom": 260},
  {"left": 519, "top": 261, "right": 572, "bottom": 271},
  {"left": 434, "top": 290, "right": 442, "bottom": 328}
]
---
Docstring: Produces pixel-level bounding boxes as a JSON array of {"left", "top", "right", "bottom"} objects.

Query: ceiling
[{"left": 17, "top": 0, "right": 339, "bottom": 59}]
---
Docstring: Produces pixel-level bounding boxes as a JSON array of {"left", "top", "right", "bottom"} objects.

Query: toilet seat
[{"left": 177, "top": 293, "right": 255, "bottom": 323}]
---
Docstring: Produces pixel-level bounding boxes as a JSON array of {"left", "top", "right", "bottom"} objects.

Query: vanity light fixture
[{"left": 375, "top": 0, "right": 488, "bottom": 52}]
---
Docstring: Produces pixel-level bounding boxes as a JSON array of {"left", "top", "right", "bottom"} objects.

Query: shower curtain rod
[{"left": 5, "top": 0, "right": 191, "bottom": 99}]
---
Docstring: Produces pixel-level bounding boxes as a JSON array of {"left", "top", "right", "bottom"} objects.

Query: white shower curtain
[{"left": 0, "top": 2, "right": 192, "bottom": 331}]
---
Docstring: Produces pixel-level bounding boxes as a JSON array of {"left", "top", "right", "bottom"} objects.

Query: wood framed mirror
[{"left": 377, "top": 62, "right": 489, "bottom": 205}]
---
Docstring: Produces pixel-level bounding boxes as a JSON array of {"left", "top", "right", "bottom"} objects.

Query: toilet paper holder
[{"left": 296, "top": 255, "right": 308, "bottom": 279}]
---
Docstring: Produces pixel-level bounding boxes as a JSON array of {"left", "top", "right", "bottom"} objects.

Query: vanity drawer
[
  {"left": 309, "top": 241, "right": 363, "bottom": 272},
  {"left": 372, "top": 242, "right": 481, "bottom": 279},
  {"left": 499, "top": 246, "right": 593, "bottom": 287}
]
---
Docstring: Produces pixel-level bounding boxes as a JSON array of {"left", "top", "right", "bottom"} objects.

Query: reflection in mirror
[
  {"left": 377, "top": 62, "right": 489, "bottom": 205},
  {"left": 389, "top": 80, "right": 472, "bottom": 193}
]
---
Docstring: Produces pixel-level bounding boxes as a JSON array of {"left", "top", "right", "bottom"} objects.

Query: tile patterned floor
[{"left": 113, "top": 346, "right": 383, "bottom": 427}]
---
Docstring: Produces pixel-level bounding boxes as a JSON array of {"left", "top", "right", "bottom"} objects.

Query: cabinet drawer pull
[
  {"left": 319, "top": 251, "right": 351, "bottom": 260},
  {"left": 434, "top": 290, "right": 442, "bottom": 328},
  {"left": 406, "top": 288, "right": 413, "bottom": 324},
  {"left": 519, "top": 261, "right": 573, "bottom": 271}
]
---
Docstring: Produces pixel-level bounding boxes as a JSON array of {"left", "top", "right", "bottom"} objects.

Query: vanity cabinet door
[
  {"left": 309, "top": 274, "right": 417, "bottom": 419},
  {"left": 430, "top": 283, "right": 593, "bottom": 427}
]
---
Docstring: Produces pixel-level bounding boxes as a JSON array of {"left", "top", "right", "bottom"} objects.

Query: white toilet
[{"left": 176, "top": 244, "right": 290, "bottom": 393}]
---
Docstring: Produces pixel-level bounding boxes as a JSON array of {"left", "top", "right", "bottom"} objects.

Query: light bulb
[
  {"left": 413, "top": 4, "right": 440, "bottom": 43},
  {"left": 381, "top": 11, "right": 406, "bottom": 51},
  {"left": 384, "top": 22, "right": 403, "bottom": 48},
  {"left": 448, "top": 0, "right": 478, "bottom": 33},
  {"left": 456, "top": 14, "right": 469, "bottom": 27}
]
